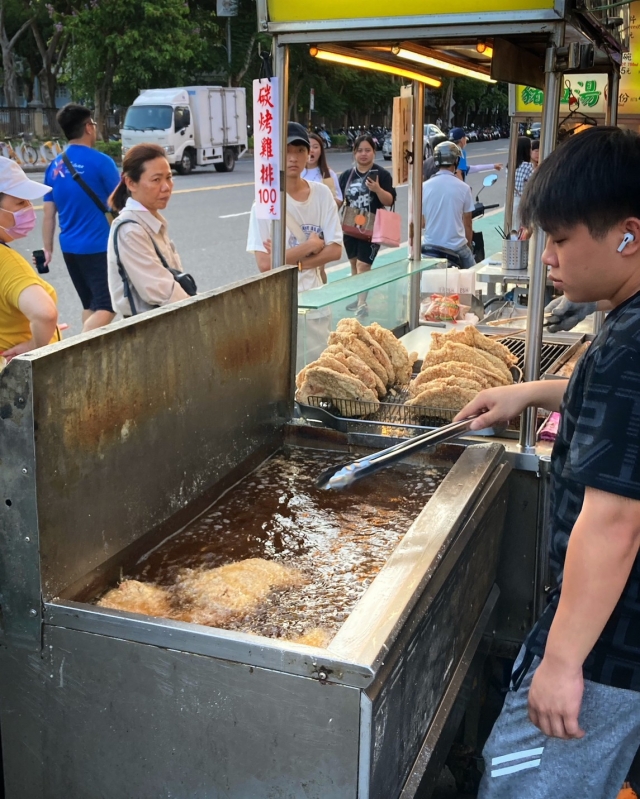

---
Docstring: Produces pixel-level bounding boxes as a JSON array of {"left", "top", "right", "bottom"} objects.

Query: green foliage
[
  {"left": 452, "top": 78, "right": 509, "bottom": 124},
  {"left": 287, "top": 45, "right": 397, "bottom": 124},
  {"left": 333, "top": 134, "right": 347, "bottom": 146},
  {"left": 55, "top": 0, "right": 200, "bottom": 107},
  {"left": 95, "top": 140, "right": 123, "bottom": 161}
]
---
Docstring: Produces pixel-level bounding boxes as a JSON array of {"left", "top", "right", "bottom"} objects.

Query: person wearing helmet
[
  {"left": 423, "top": 134, "right": 448, "bottom": 181},
  {"left": 421, "top": 141, "right": 476, "bottom": 268}
]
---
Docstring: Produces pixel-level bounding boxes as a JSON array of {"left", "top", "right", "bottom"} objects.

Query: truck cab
[{"left": 121, "top": 87, "right": 247, "bottom": 175}]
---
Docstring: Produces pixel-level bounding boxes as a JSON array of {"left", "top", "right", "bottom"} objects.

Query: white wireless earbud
[{"left": 617, "top": 232, "right": 635, "bottom": 252}]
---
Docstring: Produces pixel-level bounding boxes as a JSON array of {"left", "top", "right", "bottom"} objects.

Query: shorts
[
  {"left": 344, "top": 235, "right": 381, "bottom": 267},
  {"left": 478, "top": 647, "right": 640, "bottom": 799},
  {"left": 62, "top": 251, "right": 113, "bottom": 313}
]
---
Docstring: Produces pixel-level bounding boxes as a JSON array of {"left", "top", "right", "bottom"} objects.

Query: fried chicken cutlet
[
  {"left": 405, "top": 383, "right": 478, "bottom": 412},
  {"left": 422, "top": 342, "right": 513, "bottom": 385},
  {"left": 98, "top": 580, "right": 173, "bottom": 619},
  {"left": 430, "top": 333, "right": 513, "bottom": 382},
  {"left": 175, "top": 558, "right": 305, "bottom": 626},
  {"left": 335, "top": 319, "right": 394, "bottom": 384},
  {"left": 410, "top": 362, "right": 493, "bottom": 395},
  {"left": 328, "top": 331, "right": 389, "bottom": 387},
  {"left": 296, "top": 354, "right": 352, "bottom": 390},
  {"left": 324, "top": 345, "right": 386, "bottom": 397},
  {"left": 296, "top": 365, "right": 380, "bottom": 412},
  {"left": 366, "top": 322, "right": 417, "bottom": 385}
]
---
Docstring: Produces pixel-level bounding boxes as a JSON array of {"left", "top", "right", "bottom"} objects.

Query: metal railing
[{"left": 0, "top": 107, "right": 62, "bottom": 139}]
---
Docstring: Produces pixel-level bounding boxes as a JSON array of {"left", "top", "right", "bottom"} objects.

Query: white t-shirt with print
[{"left": 246, "top": 180, "right": 343, "bottom": 292}]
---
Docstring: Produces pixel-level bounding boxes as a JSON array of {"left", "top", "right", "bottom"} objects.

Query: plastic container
[{"left": 502, "top": 240, "right": 529, "bottom": 271}]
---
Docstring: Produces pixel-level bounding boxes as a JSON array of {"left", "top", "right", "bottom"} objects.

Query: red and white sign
[{"left": 253, "top": 77, "right": 280, "bottom": 220}]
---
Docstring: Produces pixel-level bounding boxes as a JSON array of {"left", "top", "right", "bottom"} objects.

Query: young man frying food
[{"left": 455, "top": 127, "right": 640, "bottom": 799}]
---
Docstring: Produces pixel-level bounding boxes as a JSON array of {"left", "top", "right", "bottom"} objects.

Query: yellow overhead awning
[{"left": 267, "top": 0, "right": 555, "bottom": 23}]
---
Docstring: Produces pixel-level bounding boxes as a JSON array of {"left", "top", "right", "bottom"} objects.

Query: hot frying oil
[{"left": 113, "top": 449, "right": 448, "bottom": 642}]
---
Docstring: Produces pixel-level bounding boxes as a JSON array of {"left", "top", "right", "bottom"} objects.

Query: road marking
[
  {"left": 468, "top": 148, "right": 508, "bottom": 158},
  {"left": 220, "top": 210, "right": 251, "bottom": 218},
  {"left": 173, "top": 181, "right": 253, "bottom": 195}
]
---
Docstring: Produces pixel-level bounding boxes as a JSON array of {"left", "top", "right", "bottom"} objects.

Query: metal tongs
[{"left": 316, "top": 415, "right": 481, "bottom": 491}]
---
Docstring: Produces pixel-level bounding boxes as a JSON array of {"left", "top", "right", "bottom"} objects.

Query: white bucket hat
[{"left": 0, "top": 156, "right": 49, "bottom": 200}]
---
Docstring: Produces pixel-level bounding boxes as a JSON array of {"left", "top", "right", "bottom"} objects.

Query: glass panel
[{"left": 296, "top": 255, "right": 449, "bottom": 368}]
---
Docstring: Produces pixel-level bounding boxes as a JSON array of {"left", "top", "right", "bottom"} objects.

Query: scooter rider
[{"left": 421, "top": 141, "right": 475, "bottom": 268}]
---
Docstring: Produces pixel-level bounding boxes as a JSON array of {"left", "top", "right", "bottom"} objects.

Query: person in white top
[
  {"left": 421, "top": 141, "right": 476, "bottom": 268},
  {"left": 301, "top": 132, "right": 343, "bottom": 207},
  {"left": 246, "top": 122, "right": 343, "bottom": 367},
  {"left": 246, "top": 121, "right": 343, "bottom": 293},
  {"left": 107, "top": 143, "right": 191, "bottom": 317}
]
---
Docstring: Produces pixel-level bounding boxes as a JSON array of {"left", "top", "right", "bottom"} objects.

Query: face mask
[{"left": 0, "top": 205, "right": 37, "bottom": 239}]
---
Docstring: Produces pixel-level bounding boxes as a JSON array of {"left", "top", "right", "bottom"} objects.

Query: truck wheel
[
  {"left": 214, "top": 148, "right": 236, "bottom": 173},
  {"left": 176, "top": 150, "right": 193, "bottom": 175}
]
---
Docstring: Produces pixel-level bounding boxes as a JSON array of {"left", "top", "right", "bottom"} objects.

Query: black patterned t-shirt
[{"left": 526, "top": 289, "right": 640, "bottom": 689}]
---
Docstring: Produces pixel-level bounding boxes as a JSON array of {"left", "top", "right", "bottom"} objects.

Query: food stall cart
[{"left": 0, "top": 3, "right": 627, "bottom": 799}]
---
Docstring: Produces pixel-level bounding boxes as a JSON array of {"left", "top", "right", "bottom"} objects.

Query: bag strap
[
  {"left": 61, "top": 152, "right": 110, "bottom": 215},
  {"left": 113, "top": 220, "right": 139, "bottom": 316},
  {"left": 113, "top": 219, "right": 181, "bottom": 316},
  {"left": 342, "top": 168, "right": 357, "bottom": 204},
  {"left": 285, "top": 211, "right": 307, "bottom": 246}
]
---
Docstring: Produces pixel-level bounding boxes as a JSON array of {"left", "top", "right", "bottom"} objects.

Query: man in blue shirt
[
  {"left": 42, "top": 104, "right": 121, "bottom": 332},
  {"left": 449, "top": 126, "right": 503, "bottom": 181}
]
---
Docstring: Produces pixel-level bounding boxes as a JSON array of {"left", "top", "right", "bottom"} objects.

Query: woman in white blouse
[
  {"left": 107, "top": 143, "right": 193, "bottom": 317},
  {"left": 302, "top": 132, "right": 343, "bottom": 207}
]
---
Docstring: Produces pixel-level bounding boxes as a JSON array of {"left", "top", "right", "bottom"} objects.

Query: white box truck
[{"left": 120, "top": 86, "right": 247, "bottom": 175}]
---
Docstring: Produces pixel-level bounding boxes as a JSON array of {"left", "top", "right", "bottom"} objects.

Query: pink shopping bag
[{"left": 372, "top": 207, "right": 402, "bottom": 247}]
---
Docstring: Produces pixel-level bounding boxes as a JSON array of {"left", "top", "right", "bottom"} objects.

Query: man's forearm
[
  {"left": 301, "top": 243, "right": 342, "bottom": 268},
  {"left": 284, "top": 242, "right": 317, "bottom": 264},
  {"left": 513, "top": 379, "right": 567, "bottom": 412},
  {"left": 544, "top": 488, "right": 640, "bottom": 671},
  {"left": 43, "top": 211, "right": 56, "bottom": 252}
]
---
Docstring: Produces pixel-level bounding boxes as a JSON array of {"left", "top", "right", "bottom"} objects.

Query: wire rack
[
  {"left": 305, "top": 391, "right": 458, "bottom": 427},
  {"left": 298, "top": 336, "right": 571, "bottom": 432}
]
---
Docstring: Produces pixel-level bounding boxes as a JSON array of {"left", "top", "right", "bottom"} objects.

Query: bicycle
[
  {"left": 0, "top": 138, "right": 22, "bottom": 165},
  {"left": 40, "top": 138, "right": 63, "bottom": 164},
  {"left": 13, "top": 132, "right": 39, "bottom": 166}
]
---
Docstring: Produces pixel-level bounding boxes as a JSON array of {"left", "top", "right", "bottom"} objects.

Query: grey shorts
[{"left": 479, "top": 649, "right": 640, "bottom": 799}]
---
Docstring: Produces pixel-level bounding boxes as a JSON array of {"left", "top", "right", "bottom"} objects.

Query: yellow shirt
[{"left": 0, "top": 244, "right": 58, "bottom": 351}]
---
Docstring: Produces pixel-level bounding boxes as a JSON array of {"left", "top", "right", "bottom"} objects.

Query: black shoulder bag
[
  {"left": 113, "top": 220, "right": 197, "bottom": 316},
  {"left": 61, "top": 152, "right": 116, "bottom": 225}
]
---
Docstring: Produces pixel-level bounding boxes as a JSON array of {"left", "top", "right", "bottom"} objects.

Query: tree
[
  {"left": 56, "top": 0, "right": 202, "bottom": 138},
  {"left": 0, "top": 0, "right": 33, "bottom": 106},
  {"left": 25, "top": 1, "right": 70, "bottom": 107}
]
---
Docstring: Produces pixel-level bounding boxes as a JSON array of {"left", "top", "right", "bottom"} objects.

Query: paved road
[{"left": 12, "top": 138, "right": 509, "bottom": 336}]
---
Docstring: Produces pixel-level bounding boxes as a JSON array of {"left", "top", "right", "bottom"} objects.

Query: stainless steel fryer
[{"left": 0, "top": 268, "right": 511, "bottom": 799}]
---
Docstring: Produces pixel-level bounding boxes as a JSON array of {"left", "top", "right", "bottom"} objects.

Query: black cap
[{"left": 287, "top": 121, "right": 310, "bottom": 149}]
